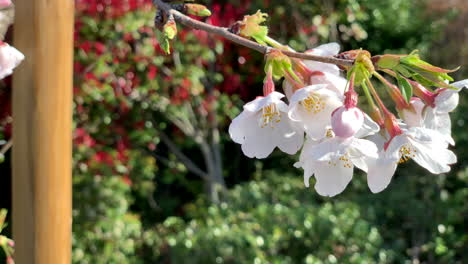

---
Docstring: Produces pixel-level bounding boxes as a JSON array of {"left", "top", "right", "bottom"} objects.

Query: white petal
[
  {"left": 310, "top": 137, "right": 350, "bottom": 161},
  {"left": 275, "top": 114, "right": 304, "bottom": 155},
  {"left": 304, "top": 43, "right": 341, "bottom": 76},
  {"left": 409, "top": 139, "right": 456, "bottom": 174},
  {"left": 312, "top": 42, "right": 341, "bottom": 56},
  {"left": 366, "top": 133, "right": 388, "bottom": 151},
  {"left": 282, "top": 80, "right": 294, "bottom": 102},
  {"left": 228, "top": 111, "right": 252, "bottom": 144},
  {"left": 354, "top": 113, "right": 380, "bottom": 138},
  {"left": 310, "top": 72, "right": 347, "bottom": 95},
  {"left": 296, "top": 139, "right": 319, "bottom": 166},
  {"left": 451, "top": 79, "right": 468, "bottom": 90},
  {"left": 435, "top": 90, "right": 459, "bottom": 113},
  {"left": 313, "top": 161, "right": 353, "bottom": 197},
  {"left": 302, "top": 162, "right": 315, "bottom": 187},
  {"left": 241, "top": 125, "right": 275, "bottom": 159},
  {"left": 366, "top": 157, "right": 397, "bottom": 193},
  {"left": 243, "top": 92, "right": 285, "bottom": 112},
  {"left": 289, "top": 84, "right": 329, "bottom": 104},
  {"left": 0, "top": 43, "right": 25, "bottom": 79},
  {"left": 349, "top": 138, "right": 379, "bottom": 159},
  {"left": 421, "top": 111, "right": 454, "bottom": 145},
  {"left": 293, "top": 106, "right": 330, "bottom": 139},
  {"left": 401, "top": 99, "right": 425, "bottom": 127},
  {"left": 351, "top": 156, "right": 368, "bottom": 172},
  {"left": 384, "top": 135, "right": 408, "bottom": 162}
]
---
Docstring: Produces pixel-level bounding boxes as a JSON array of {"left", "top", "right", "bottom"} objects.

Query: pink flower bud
[
  {"left": 331, "top": 106, "right": 364, "bottom": 138},
  {"left": 0, "top": 0, "right": 11, "bottom": 8}
]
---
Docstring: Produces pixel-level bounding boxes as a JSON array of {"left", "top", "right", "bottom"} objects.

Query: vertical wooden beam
[{"left": 12, "top": 0, "right": 74, "bottom": 263}]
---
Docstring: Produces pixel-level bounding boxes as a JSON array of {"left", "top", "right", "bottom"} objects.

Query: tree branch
[
  {"left": 158, "top": 131, "right": 209, "bottom": 181},
  {"left": 153, "top": 0, "right": 354, "bottom": 67}
]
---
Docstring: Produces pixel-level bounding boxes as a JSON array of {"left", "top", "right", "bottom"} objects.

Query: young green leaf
[{"left": 396, "top": 74, "right": 413, "bottom": 103}]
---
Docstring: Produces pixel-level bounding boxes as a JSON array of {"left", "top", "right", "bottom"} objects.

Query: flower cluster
[
  {"left": 229, "top": 43, "right": 467, "bottom": 197},
  {"left": 0, "top": 1, "right": 23, "bottom": 80}
]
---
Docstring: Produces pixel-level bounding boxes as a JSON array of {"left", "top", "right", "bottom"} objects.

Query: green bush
[
  {"left": 154, "top": 173, "right": 397, "bottom": 264},
  {"left": 72, "top": 175, "right": 143, "bottom": 264}
]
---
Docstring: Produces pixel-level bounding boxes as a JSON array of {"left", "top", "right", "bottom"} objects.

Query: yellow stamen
[
  {"left": 301, "top": 93, "right": 326, "bottom": 114},
  {"left": 327, "top": 152, "right": 353, "bottom": 168},
  {"left": 261, "top": 104, "right": 281, "bottom": 128},
  {"left": 398, "top": 144, "right": 417, "bottom": 164}
]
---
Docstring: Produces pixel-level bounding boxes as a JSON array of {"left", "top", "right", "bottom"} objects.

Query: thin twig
[{"left": 152, "top": 0, "right": 354, "bottom": 67}]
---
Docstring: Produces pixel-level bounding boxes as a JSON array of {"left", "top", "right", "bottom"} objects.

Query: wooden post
[{"left": 12, "top": 0, "right": 74, "bottom": 263}]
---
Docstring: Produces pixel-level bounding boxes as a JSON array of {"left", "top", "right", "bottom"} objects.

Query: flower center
[
  {"left": 260, "top": 104, "right": 281, "bottom": 128},
  {"left": 398, "top": 144, "right": 417, "bottom": 164},
  {"left": 301, "top": 93, "right": 325, "bottom": 114},
  {"left": 327, "top": 153, "right": 353, "bottom": 168}
]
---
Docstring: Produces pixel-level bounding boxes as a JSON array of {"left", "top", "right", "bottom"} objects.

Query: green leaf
[{"left": 396, "top": 74, "right": 413, "bottom": 103}]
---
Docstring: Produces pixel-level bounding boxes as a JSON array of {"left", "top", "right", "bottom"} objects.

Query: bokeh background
[{"left": 0, "top": 0, "right": 467, "bottom": 263}]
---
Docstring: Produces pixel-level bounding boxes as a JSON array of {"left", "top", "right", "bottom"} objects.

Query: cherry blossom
[
  {"left": 296, "top": 133, "right": 378, "bottom": 197},
  {"left": 422, "top": 80, "right": 468, "bottom": 145},
  {"left": 282, "top": 43, "right": 346, "bottom": 100},
  {"left": 288, "top": 84, "right": 343, "bottom": 139},
  {"left": 366, "top": 127, "right": 457, "bottom": 193},
  {"left": 229, "top": 91, "right": 304, "bottom": 159}
]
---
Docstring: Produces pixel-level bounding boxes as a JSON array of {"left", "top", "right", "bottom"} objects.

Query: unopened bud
[
  {"left": 186, "top": 4, "right": 211, "bottom": 17},
  {"left": 163, "top": 19, "right": 177, "bottom": 40},
  {"left": 331, "top": 106, "right": 364, "bottom": 138}
]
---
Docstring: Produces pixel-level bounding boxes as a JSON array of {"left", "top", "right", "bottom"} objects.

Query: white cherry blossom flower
[
  {"left": 0, "top": 42, "right": 24, "bottom": 79},
  {"left": 229, "top": 91, "right": 304, "bottom": 159},
  {"left": 296, "top": 133, "right": 378, "bottom": 197},
  {"left": 309, "top": 71, "right": 347, "bottom": 95},
  {"left": 366, "top": 127, "right": 457, "bottom": 193},
  {"left": 423, "top": 79, "right": 468, "bottom": 145},
  {"left": 282, "top": 43, "right": 346, "bottom": 101},
  {"left": 303, "top": 42, "right": 341, "bottom": 76},
  {"left": 288, "top": 84, "right": 343, "bottom": 139}
]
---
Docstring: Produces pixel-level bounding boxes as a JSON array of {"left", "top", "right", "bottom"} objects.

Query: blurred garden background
[{"left": 0, "top": 0, "right": 467, "bottom": 263}]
